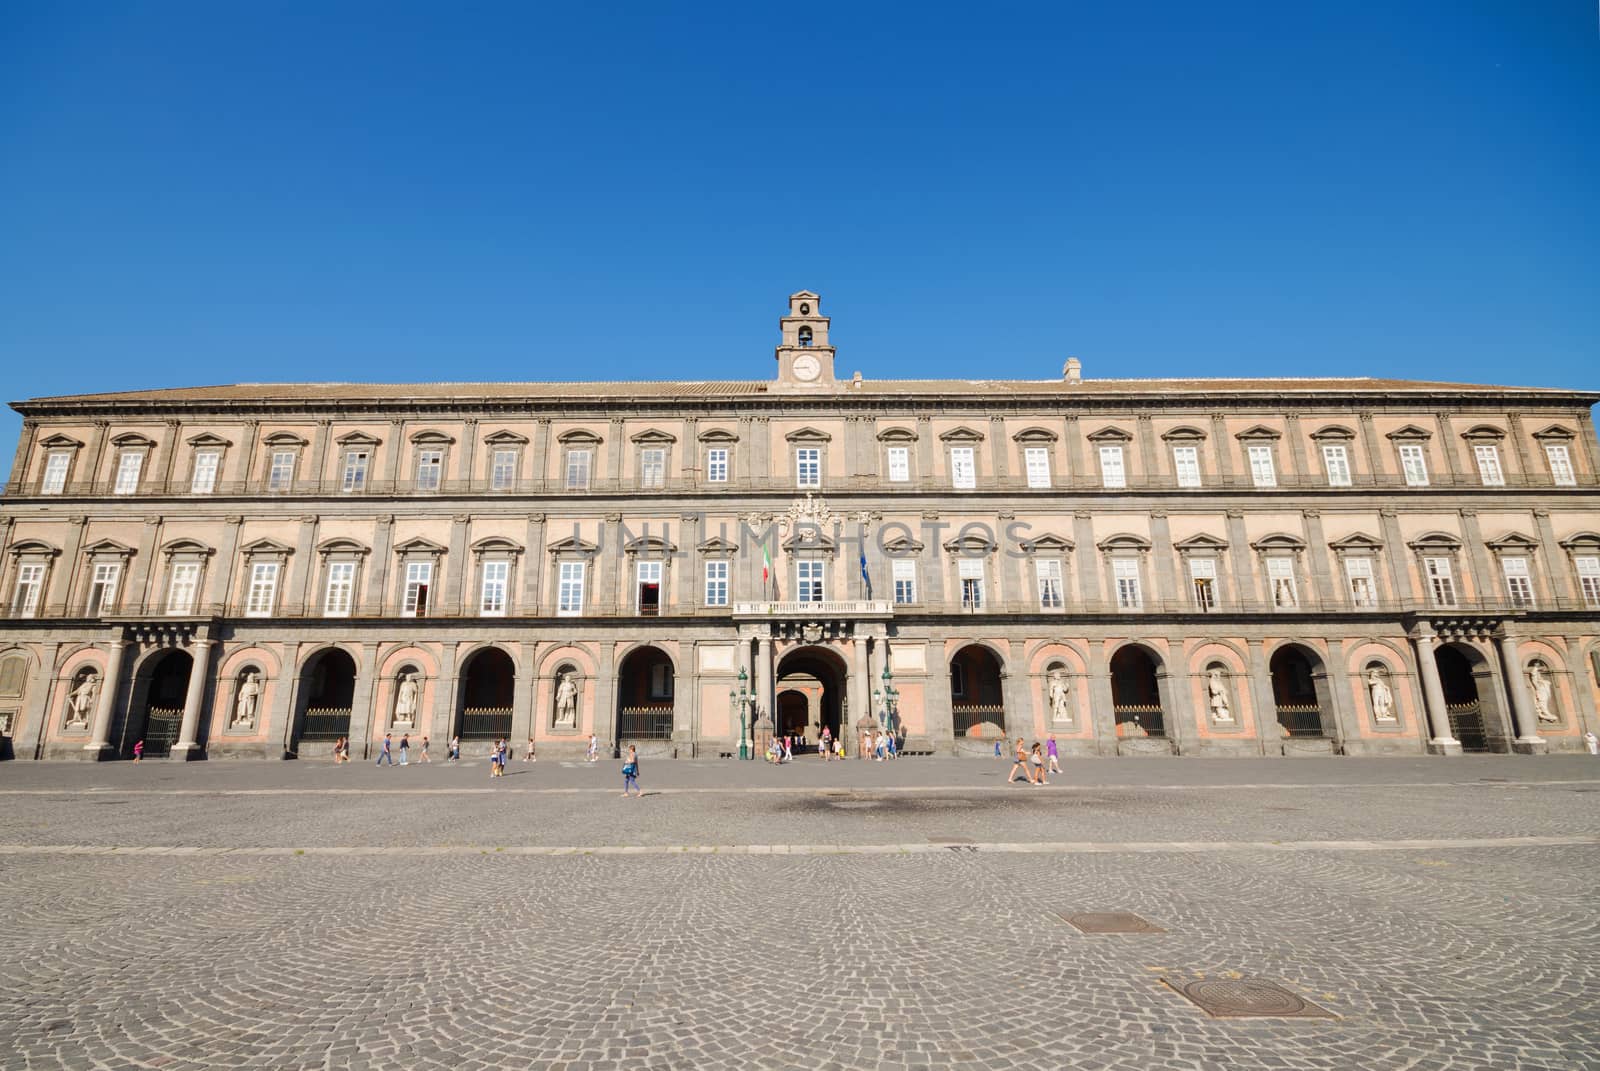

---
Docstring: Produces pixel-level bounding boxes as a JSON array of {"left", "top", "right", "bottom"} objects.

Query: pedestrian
[
  {"left": 398, "top": 733, "right": 410, "bottom": 766},
  {"left": 1046, "top": 734, "right": 1062, "bottom": 776},
  {"left": 994, "top": 737, "right": 1003, "bottom": 760},
  {"left": 524, "top": 737, "right": 537, "bottom": 762},
  {"left": 621, "top": 744, "right": 641, "bottom": 798},
  {"left": 835, "top": 736, "right": 845, "bottom": 761},
  {"left": 1030, "top": 742, "right": 1047, "bottom": 786},
  {"left": 132, "top": 739, "right": 144, "bottom": 762},
  {"left": 333, "top": 737, "right": 345, "bottom": 763},
  {"left": 376, "top": 733, "right": 394, "bottom": 766},
  {"left": 586, "top": 733, "right": 598, "bottom": 763},
  {"left": 1007, "top": 738, "right": 1030, "bottom": 784},
  {"left": 448, "top": 735, "right": 460, "bottom": 762},
  {"left": 886, "top": 733, "right": 897, "bottom": 760},
  {"left": 418, "top": 735, "right": 431, "bottom": 763},
  {"left": 820, "top": 726, "right": 832, "bottom": 760},
  {"left": 781, "top": 735, "right": 793, "bottom": 763}
]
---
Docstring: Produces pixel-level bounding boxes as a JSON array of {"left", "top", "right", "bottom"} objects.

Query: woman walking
[
  {"left": 1007, "top": 738, "right": 1030, "bottom": 784},
  {"left": 448, "top": 736, "right": 460, "bottom": 762},
  {"left": 1030, "top": 742, "right": 1047, "bottom": 786},
  {"left": 398, "top": 733, "right": 410, "bottom": 766},
  {"left": 524, "top": 737, "right": 537, "bottom": 762},
  {"left": 418, "top": 736, "right": 431, "bottom": 763},
  {"left": 621, "top": 744, "right": 641, "bottom": 798}
]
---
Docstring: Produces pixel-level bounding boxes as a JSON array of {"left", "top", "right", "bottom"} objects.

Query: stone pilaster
[
  {"left": 1412, "top": 625, "right": 1460, "bottom": 754},
  {"left": 171, "top": 626, "right": 214, "bottom": 760}
]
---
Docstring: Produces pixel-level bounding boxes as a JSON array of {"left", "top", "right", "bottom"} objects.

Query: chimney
[{"left": 1063, "top": 357, "right": 1082, "bottom": 383}]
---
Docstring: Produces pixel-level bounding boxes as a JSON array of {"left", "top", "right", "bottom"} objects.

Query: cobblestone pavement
[{"left": 2, "top": 757, "right": 1597, "bottom": 1069}]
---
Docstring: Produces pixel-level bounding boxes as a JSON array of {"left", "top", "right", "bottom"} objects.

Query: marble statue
[
  {"left": 66, "top": 672, "right": 98, "bottom": 727},
  {"left": 233, "top": 671, "right": 262, "bottom": 727},
  {"left": 1206, "top": 668, "right": 1232, "bottom": 723},
  {"left": 555, "top": 672, "right": 579, "bottom": 728},
  {"left": 1047, "top": 670, "right": 1071, "bottom": 723},
  {"left": 1527, "top": 663, "right": 1557, "bottom": 723},
  {"left": 394, "top": 672, "right": 420, "bottom": 726},
  {"left": 1367, "top": 668, "right": 1395, "bottom": 721}
]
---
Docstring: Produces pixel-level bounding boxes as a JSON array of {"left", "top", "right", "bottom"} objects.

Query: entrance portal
[
  {"left": 1435, "top": 644, "right": 1492, "bottom": 753},
  {"left": 129, "top": 649, "right": 192, "bottom": 758},
  {"left": 1110, "top": 645, "right": 1165, "bottom": 737},
  {"left": 292, "top": 648, "right": 356, "bottom": 754},
  {"left": 950, "top": 645, "right": 1005, "bottom": 738},
  {"left": 775, "top": 646, "right": 848, "bottom": 747},
  {"left": 458, "top": 647, "right": 515, "bottom": 740},
  {"left": 616, "top": 646, "right": 675, "bottom": 748},
  {"left": 1270, "top": 644, "right": 1333, "bottom": 738}
]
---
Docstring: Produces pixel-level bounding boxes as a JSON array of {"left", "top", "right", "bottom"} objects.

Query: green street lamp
[{"left": 735, "top": 666, "right": 751, "bottom": 760}]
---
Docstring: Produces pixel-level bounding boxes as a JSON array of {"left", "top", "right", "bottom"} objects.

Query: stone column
[
  {"left": 350, "top": 641, "right": 380, "bottom": 759},
  {"left": 1496, "top": 633, "right": 1547, "bottom": 752},
  {"left": 86, "top": 632, "right": 129, "bottom": 759},
  {"left": 1246, "top": 641, "right": 1278, "bottom": 756},
  {"left": 1160, "top": 648, "right": 1194, "bottom": 755},
  {"left": 171, "top": 628, "right": 214, "bottom": 760},
  {"left": 923, "top": 645, "right": 955, "bottom": 754},
  {"left": 431, "top": 643, "right": 458, "bottom": 753},
  {"left": 1086, "top": 642, "right": 1117, "bottom": 756},
  {"left": 1412, "top": 626, "right": 1460, "bottom": 754},
  {"left": 756, "top": 635, "right": 774, "bottom": 729},
  {"left": 851, "top": 633, "right": 870, "bottom": 732},
  {"left": 511, "top": 640, "right": 538, "bottom": 746},
  {"left": 1001, "top": 639, "right": 1033, "bottom": 741}
]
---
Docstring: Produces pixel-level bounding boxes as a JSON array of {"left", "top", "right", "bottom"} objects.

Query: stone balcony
[{"left": 732, "top": 600, "right": 892, "bottom": 618}]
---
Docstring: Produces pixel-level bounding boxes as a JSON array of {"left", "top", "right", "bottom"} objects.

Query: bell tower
[{"left": 773, "top": 290, "right": 837, "bottom": 391}]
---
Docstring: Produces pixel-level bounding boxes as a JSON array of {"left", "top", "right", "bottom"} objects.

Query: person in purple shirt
[{"left": 1046, "top": 734, "right": 1062, "bottom": 776}]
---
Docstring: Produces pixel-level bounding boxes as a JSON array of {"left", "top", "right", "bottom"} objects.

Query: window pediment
[
  {"left": 240, "top": 537, "right": 294, "bottom": 556},
  {"left": 882, "top": 535, "right": 925, "bottom": 555},
  {"left": 1460, "top": 424, "right": 1506, "bottom": 442},
  {"left": 1558, "top": 531, "right": 1600, "bottom": 553},
  {"left": 547, "top": 535, "right": 599, "bottom": 555},
  {"left": 942, "top": 533, "right": 997, "bottom": 554},
  {"left": 629, "top": 428, "right": 677, "bottom": 445},
  {"left": 185, "top": 432, "right": 233, "bottom": 448},
  {"left": 1407, "top": 531, "right": 1463, "bottom": 552},
  {"left": 785, "top": 426, "right": 832, "bottom": 444},
  {"left": 38, "top": 433, "right": 85, "bottom": 449},
  {"left": 1086, "top": 425, "right": 1133, "bottom": 443},
  {"left": 7, "top": 538, "right": 60, "bottom": 558},
  {"left": 82, "top": 538, "right": 135, "bottom": 557},
  {"left": 483, "top": 429, "right": 529, "bottom": 446},
  {"left": 697, "top": 427, "right": 739, "bottom": 444},
  {"left": 1011, "top": 426, "right": 1058, "bottom": 444},
  {"left": 262, "top": 431, "right": 309, "bottom": 447},
  {"left": 697, "top": 536, "right": 739, "bottom": 556},
  {"left": 1173, "top": 533, "right": 1229, "bottom": 553},
  {"left": 160, "top": 538, "right": 213, "bottom": 558},
  {"left": 1485, "top": 531, "right": 1538, "bottom": 553},
  {"left": 624, "top": 535, "right": 678, "bottom": 555},
  {"left": 1096, "top": 533, "right": 1152, "bottom": 553},
  {"left": 1309, "top": 424, "right": 1355, "bottom": 442},
  {"left": 1020, "top": 532, "right": 1074, "bottom": 553},
  {"left": 1159, "top": 425, "right": 1207, "bottom": 443},
  {"left": 782, "top": 528, "right": 837, "bottom": 553},
  {"left": 556, "top": 429, "right": 603, "bottom": 445},
  {"left": 334, "top": 431, "right": 382, "bottom": 447},
  {"left": 1328, "top": 532, "right": 1383, "bottom": 553},
  {"left": 470, "top": 536, "right": 523, "bottom": 556},
  {"left": 316, "top": 537, "right": 370, "bottom": 557},
  {"left": 937, "top": 426, "right": 985, "bottom": 443},
  {"left": 109, "top": 432, "right": 157, "bottom": 448},
  {"left": 409, "top": 428, "right": 456, "bottom": 445},
  {"left": 1234, "top": 424, "right": 1283, "bottom": 442},
  {"left": 1531, "top": 423, "right": 1576, "bottom": 442},
  {"left": 876, "top": 426, "right": 917, "bottom": 443},
  {"left": 1250, "top": 533, "right": 1307, "bottom": 552},
  {"left": 392, "top": 536, "right": 447, "bottom": 555},
  {"left": 1385, "top": 424, "right": 1432, "bottom": 442}
]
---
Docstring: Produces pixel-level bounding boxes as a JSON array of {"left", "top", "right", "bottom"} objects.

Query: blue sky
[{"left": 1, "top": 2, "right": 1596, "bottom": 468}]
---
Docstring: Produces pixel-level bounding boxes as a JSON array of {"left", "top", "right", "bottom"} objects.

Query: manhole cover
[
  {"left": 1164, "top": 978, "right": 1337, "bottom": 1019},
  {"left": 1061, "top": 911, "right": 1165, "bottom": 934}
]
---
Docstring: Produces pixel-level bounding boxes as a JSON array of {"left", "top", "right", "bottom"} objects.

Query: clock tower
[{"left": 773, "top": 290, "right": 838, "bottom": 391}]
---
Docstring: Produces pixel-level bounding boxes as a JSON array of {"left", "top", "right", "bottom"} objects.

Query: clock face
[{"left": 792, "top": 354, "right": 821, "bottom": 381}]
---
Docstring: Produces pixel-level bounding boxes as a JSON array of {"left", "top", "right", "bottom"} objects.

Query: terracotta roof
[{"left": 14, "top": 375, "right": 1590, "bottom": 408}]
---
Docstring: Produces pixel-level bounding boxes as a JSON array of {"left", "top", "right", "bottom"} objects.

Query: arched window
[{"left": 798, "top": 326, "right": 813, "bottom": 347}]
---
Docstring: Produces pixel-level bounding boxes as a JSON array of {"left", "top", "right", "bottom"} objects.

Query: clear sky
[{"left": 1, "top": 2, "right": 1596, "bottom": 471}]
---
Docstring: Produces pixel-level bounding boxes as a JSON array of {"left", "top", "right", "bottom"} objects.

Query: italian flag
[{"left": 762, "top": 543, "right": 774, "bottom": 598}]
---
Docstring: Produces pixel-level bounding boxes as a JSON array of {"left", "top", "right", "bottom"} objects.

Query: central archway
[
  {"left": 616, "top": 646, "right": 675, "bottom": 751},
  {"left": 1270, "top": 644, "right": 1335, "bottom": 738},
  {"left": 776, "top": 646, "right": 849, "bottom": 749},
  {"left": 950, "top": 644, "right": 1005, "bottom": 738},
  {"left": 1434, "top": 643, "right": 1509, "bottom": 753},
  {"left": 292, "top": 648, "right": 356, "bottom": 755},
  {"left": 1110, "top": 644, "right": 1165, "bottom": 738},
  {"left": 126, "top": 649, "right": 193, "bottom": 758},
  {"left": 458, "top": 647, "right": 515, "bottom": 740}
]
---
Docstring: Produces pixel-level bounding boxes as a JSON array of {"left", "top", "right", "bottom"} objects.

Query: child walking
[{"left": 621, "top": 744, "right": 641, "bottom": 798}]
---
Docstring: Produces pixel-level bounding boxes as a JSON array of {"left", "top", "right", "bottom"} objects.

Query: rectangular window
[
  {"left": 480, "top": 560, "right": 509, "bottom": 616},
  {"left": 268, "top": 450, "right": 296, "bottom": 491},
  {"left": 190, "top": 451, "right": 220, "bottom": 494},
  {"left": 1344, "top": 556, "right": 1376, "bottom": 608},
  {"left": 1399, "top": 444, "right": 1430, "bottom": 486},
  {"left": 950, "top": 447, "right": 976, "bottom": 489},
  {"left": 565, "top": 449, "right": 592, "bottom": 491},
  {"left": 1024, "top": 447, "right": 1051, "bottom": 489},
  {"left": 401, "top": 561, "right": 432, "bottom": 617},
  {"left": 490, "top": 448, "right": 518, "bottom": 490},
  {"left": 1424, "top": 556, "right": 1457, "bottom": 608},
  {"left": 886, "top": 446, "right": 909, "bottom": 483},
  {"left": 958, "top": 557, "right": 985, "bottom": 610},
  {"left": 1113, "top": 558, "right": 1142, "bottom": 610},
  {"left": 1474, "top": 444, "right": 1505, "bottom": 486},
  {"left": 706, "top": 448, "right": 728, "bottom": 483},
  {"left": 892, "top": 559, "right": 916, "bottom": 605},
  {"left": 639, "top": 448, "right": 666, "bottom": 489},
  {"left": 557, "top": 561, "right": 585, "bottom": 616},
  {"left": 1248, "top": 445, "right": 1277, "bottom": 487},
  {"left": 11, "top": 563, "right": 45, "bottom": 618},
  {"left": 1577, "top": 556, "right": 1600, "bottom": 609},
  {"left": 1545, "top": 444, "right": 1575, "bottom": 486},
  {"left": 166, "top": 562, "right": 200, "bottom": 615},
  {"left": 1189, "top": 557, "right": 1217, "bottom": 611},
  {"left": 1267, "top": 557, "right": 1298, "bottom": 608},
  {"left": 950, "top": 662, "right": 966, "bottom": 697},
  {"left": 637, "top": 560, "right": 662, "bottom": 615},
  {"left": 1036, "top": 559, "right": 1063, "bottom": 609},
  {"left": 1098, "top": 445, "right": 1126, "bottom": 489},
  {"left": 1172, "top": 446, "right": 1201, "bottom": 488},
  {"left": 41, "top": 452, "right": 70, "bottom": 494},
  {"left": 341, "top": 450, "right": 369, "bottom": 492},
  {"left": 1321, "top": 444, "right": 1351, "bottom": 487},
  {"left": 703, "top": 560, "right": 729, "bottom": 606},
  {"left": 650, "top": 663, "right": 674, "bottom": 699},
  {"left": 415, "top": 450, "right": 443, "bottom": 490},
  {"left": 795, "top": 448, "right": 821, "bottom": 488},
  {"left": 113, "top": 452, "right": 143, "bottom": 495},
  {"left": 1501, "top": 556, "right": 1533, "bottom": 608},
  {"left": 86, "top": 562, "right": 121, "bottom": 616},
  {"left": 324, "top": 561, "right": 355, "bottom": 617},
  {"left": 245, "top": 562, "right": 279, "bottom": 617},
  {"left": 796, "top": 560, "right": 825, "bottom": 603}
]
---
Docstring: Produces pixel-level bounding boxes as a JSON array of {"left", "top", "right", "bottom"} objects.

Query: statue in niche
[
  {"left": 66, "top": 671, "right": 99, "bottom": 727},
  {"left": 232, "top": 671, "right": 262, "bottom": 728},
  {"left": 1206, "top": 667, "right": 1233, "bottom": 723},
  {"left": 394, "top": 672, "right": 420, "bottom": 726},
  {"left": 1367, "top": 667, "right": 1396, "bottom": 722},
  {"left": 1527, "top": 663, "right": 1558, "bottom": 724},
  {"left": 554, "top": 671, "right": 579, "bottom": 728},
  {"left": 1047, "top": 669, "right": 1072, "bottom": 723}
]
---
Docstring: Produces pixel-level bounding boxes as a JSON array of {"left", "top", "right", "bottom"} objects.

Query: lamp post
[
  {"left": 734, "top": 667, "right": 751, "bottom": 760},
  {"left": 881, "top": 665, "right": 899, "bottom": 736}
]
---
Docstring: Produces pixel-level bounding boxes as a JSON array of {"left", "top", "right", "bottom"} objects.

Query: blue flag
[{"left": 860, "top": 551, "right": 871, "bottom": 599}]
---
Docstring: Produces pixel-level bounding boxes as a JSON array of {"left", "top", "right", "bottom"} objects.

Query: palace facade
[{"left": 2, "top": 292, "right": 1598, "bottom": 761}]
